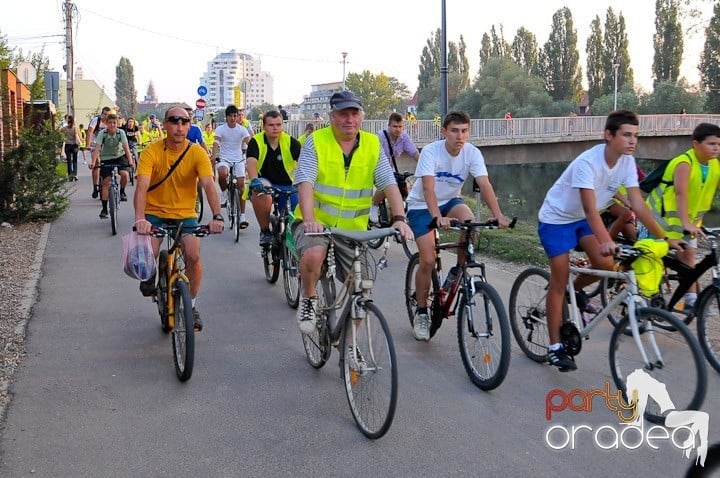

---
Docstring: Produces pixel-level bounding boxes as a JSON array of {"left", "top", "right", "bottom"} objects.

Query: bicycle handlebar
[
  {"left": 132, "top": 225, "right": 211, "bottom": 237},
  {"left": 427, "top": 216, "right": 517, "bottom": 230}
]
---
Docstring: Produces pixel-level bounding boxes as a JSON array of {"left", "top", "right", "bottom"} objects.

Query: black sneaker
[
  {"left": 259, "top": 229, "right": 273, "bottom": 246},
  {"left": 192, "top": 308, "right": 203, "bottom": 332},
  {"left": 547, "top": 347, "right": 577, "bottom": 372},
  {"left": 91, "top": 187, "right": 99, "bottom": 199},
  {"left": 139, "top": 276, "right": 156, "bottom": 297},
  {"left": 120, "top": 192, "right": 128, "bottom": 201},
  {"left": 99, "top": 209, "right": 108, "bottom": 219}
]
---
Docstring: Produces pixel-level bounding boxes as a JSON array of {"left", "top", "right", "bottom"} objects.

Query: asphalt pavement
[{"left": 1, "top": 166, "right": 718, "bottom": 477}]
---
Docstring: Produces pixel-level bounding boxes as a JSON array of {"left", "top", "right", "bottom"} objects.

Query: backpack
[{"left": 638, "top": 152, "right": 691, "bottom": 193}]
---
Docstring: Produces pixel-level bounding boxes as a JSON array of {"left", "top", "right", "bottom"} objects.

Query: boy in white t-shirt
[
  {"left": 538, "top": 110, "right": 683, "bottom": 371},
  {"left": 407, "top": 111, "right": 511, "bottom": 341}
]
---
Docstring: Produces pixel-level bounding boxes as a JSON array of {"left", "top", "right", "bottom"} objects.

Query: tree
[
  {"left": 345, "top": 70, "right": 409, "bottom": 119},
  {"left": 0, "top": 28, "right": 14, "bottom": 69},
  {"left": 490, "top": 25, "right": 512, "bottom": 59},
  {"left": 586, "top": 16, "right": 605, "bottom": 103},
  {"left": 14, "top": 49, "right": 49, "bottom": 100},
  {"left": 479, "top": 33, "right": 492, "bottom": 69},
  {"left": 602, "top": 9, "right": 634, "bottom": 98},
  {"left": 638, "top": 78, "right": 705, "bottom": 113},
  {"left": 114, "top": 57, "right": 137, "bottom": 118},
  {"left": 652, "top": 0, "right": 684, "bottom": 86},
  {"left": 590, "top": 84, "right": 640, "bottom": 116},
  {"left": 541, "top": 7, "right": 583, "bottom": 102},
  {"left": 700, "top": 1, "right": 720, "bottom": 112},
  {"left": 511, "top": 27, "right": 540, "bottom": 75},
  {"left": 416, "top": 29, "right": 470, "bottom": 114}
]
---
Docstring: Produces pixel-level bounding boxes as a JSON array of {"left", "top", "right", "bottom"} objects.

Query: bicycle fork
[{"left": 625, "top": 296, "right": 664, "bottom": 370}]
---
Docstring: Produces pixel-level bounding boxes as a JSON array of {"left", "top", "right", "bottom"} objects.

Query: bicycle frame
[{"left": 162, "top": 227, "right": 190, "bottom": 331}]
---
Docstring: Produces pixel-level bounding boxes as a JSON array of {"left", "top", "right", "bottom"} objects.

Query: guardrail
[{"left": 257, "top": 114, "right": 720, "bottom": 147}]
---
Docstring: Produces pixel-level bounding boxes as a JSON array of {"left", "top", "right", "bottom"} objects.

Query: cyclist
[
  {"left": 133, "top": 107, "right": 224, "bottom": 331},
  {"left": 87, "top": 106, "right": 111, "bottom": 198},
  {"left": 407, "top": 111, "right": 511, "bottom": 341},
  {"left": 292, "top": 91, "right": 413, "bottom": 334},
  {"left": 184, "top": 107, "right": 210, "bottom": 156},
  {"left": 212, "top": 104, "right": 251, "bottom": 229},
  {"left": 202, "top": 123, "right": 215, "bottom": 152},
  {"left": 120, "top": 117, "right": 141, "bottom": 165},
  {"left": 246, "top": 110, "right": 302, "bottom": 246},
  {"left": 538, "top": 110, "right": 684, "bottom": 372},
  {"left": 298, "top": 123, "right": 314, "bottom": 145},
  {"left": 641, "top": 122, "right": 720, "bottom": 310},
  {"left": 91, "top": 113, "right": 134, "bottom": 219},
  {"left": 369, "top": 112, "right": 420, "bottom": 224}
]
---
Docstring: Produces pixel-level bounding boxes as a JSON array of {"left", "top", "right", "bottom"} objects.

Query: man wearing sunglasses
[
  {"left": 212, "top": 104, "right": 251, "bottom": 229},
  {"left": 133, "top": 107, "right": 224, "bottom": 332}
]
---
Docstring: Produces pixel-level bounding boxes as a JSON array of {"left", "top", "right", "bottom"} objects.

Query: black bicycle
[
  {"left": 404, "top": 217, "right": 516, "bottom": 390},
  {"left": 224, "top": 162, "right": 243, "bottom": 243},
  {"left": 260, "top": 186, "right": 301, "bottom": 308},
  {"left": 96, "top": 163, "right": 122, "bottom": 236},
  {"left": 368, "top": 171, "right": 416, "bottom": 259}
]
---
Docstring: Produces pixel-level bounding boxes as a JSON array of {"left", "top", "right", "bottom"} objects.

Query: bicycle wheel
[
  {"left": 263, "top": 218, "right": 281, "bottom": 284},
  {"left": 609, "top": 307, "right": 707, "bottom": 425},
  {"left": 156, "top": 251, "right": 170, "bottom": 333},
  {"left": 404, "top": 253, "right": 442, "bottom": 336},
  {"left": 401, "top": 237, "right": 418, "bottom": 260},
  {"left": 109, "top": 187, "right": 118, "bottom": 236},
  {"left": 367, "top": 203, "right": 388, "bottom": 250},
  {"left": 195, "top": 182, "right": 204, "bottom": 222},
  {"left": 342, "top": 301, "right": 398, "bottom": 439},
  {"left": 508, "top": 267, "right": 552, "bottom": 363},
  {"left": 282, "top": 240, "right": 301, "bottom": 308},
  {"left": 172, "top": 280, "right": 195, "bottom": 382},
  {"left": 226, "top": 185, "right": 236, "bottom": 230},
  {"left": 302, "top": 277, "right": 333, "bottom": 369},
  {"left": 696, "top": 285, "right": 720, "bottom": 374},
  {"left": 685, "top": 442, "right": 720, "bottom": 477},
  {"left": 457, "top": 281, "right": 511, "bottom": 391},
  {"left": 233, "top": 188, "right": 242, "bottom": 243}
]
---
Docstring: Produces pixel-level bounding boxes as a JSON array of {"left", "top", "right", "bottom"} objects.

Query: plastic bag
[
  {"left": 631, "top": 238, "right": 669, "bottom": 296},
  {"left": 122, "top": 231, "right": 156, "bottom": 281}
]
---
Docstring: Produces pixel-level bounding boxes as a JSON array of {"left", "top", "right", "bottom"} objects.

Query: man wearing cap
[{"left": 291, "top": 90, "right": 413, "bottom": 334}]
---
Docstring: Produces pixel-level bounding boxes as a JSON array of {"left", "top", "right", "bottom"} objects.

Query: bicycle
[
  {"left": 603, "top": 226, "right": 720, "bottom": 375},
  {"left": 404, "top": 217, "right": 515, "bottom": 390},
  {"left": 95, "top": 163, "right": 122, "bottom": 236},
  {"left": 300, "top": 226, "right": 399, "bottom": 439},
  {"left": 222, "top": 162, "right": 245, "bottom": 243},
  {"left": 259, "top": 186, "right": 301, "bottom": 308},
  {"left": 128, "top": 143, "right": 138, "bottom": 186},
  {"left": 148, "top": 223, "right": 210, "bottom": 382},
  {"left": 509, "top": 245, "right": 707, "bottom": 424},
  {"left": 367, "top": 171, "right": 417, "bottom": 259}
]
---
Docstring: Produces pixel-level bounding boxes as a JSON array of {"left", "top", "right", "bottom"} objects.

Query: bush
[{"left": 0, "top": 122, "right": 70, "bottom": 222}]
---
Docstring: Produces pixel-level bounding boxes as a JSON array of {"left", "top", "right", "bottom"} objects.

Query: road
[{"left": 1, "top": 169, "right": 718, "bottom": 477}]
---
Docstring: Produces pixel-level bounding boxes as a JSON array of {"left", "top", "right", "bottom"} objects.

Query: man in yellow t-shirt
[{"left": 133, "top": 107, "right": 224, "bottom": 331}]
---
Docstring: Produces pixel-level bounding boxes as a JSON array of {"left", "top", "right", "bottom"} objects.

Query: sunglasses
[{"left": 166, "top": 116, "right": 191, "bottom": 125}]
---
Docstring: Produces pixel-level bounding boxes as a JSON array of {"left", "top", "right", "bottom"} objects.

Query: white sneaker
[
  {"left": 220, "top": 190, "right": 228, "bottom": 207},
  {"left": 369, "top": 205, "right": 380, "bottom": 224},
  {"left": 413, "top": 312, "right": 430, "bottom": 341},
  {"left": 297, "top": 296, "right": 319, "bottom": 335}
]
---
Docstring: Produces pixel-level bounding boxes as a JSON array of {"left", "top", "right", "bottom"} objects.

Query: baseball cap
[{"left": 330, "top": 91, "right": 363, "bottom": 111}]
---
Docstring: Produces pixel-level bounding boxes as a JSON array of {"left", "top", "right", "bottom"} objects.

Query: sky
[{"left": 1, "top": 0, "right": 712, "bottom": 107}]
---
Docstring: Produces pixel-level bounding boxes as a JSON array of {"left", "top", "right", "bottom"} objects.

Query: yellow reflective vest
[
  {"left": 243, "top": 131, "right": 296, "bottom": 199},
  {"left": 294, "top": 127, "right": 379, "bottom": 230},
  {"left": 646, "top": 149, "right": 720, "bottom": 238}
]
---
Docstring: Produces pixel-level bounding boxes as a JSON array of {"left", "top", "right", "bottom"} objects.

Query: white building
[
  {"left": 300, "top": 81, "right": 343, "bottom": 118},
  {"left": 200, "top": 50, "right": 273, "bottom": 111}
]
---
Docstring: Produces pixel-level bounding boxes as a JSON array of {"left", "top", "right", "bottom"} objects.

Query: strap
[
  {"left": 382, "top": 130, "right": 399, "bottom": 174},
  {"left": 147, "top": 143, "right": 192, "bottom": 192}
]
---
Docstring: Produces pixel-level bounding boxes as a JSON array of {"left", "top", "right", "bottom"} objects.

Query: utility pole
[
  {"left": 439, "top": 0, "right": 448, "bottom": 118},
  {"left": 63, "top": 0, "right": 75, "bottom": 117}
]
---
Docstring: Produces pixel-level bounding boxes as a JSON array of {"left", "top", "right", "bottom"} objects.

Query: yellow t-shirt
[{"left": 137, "top": 140, "right": 213, "bottom": 219}]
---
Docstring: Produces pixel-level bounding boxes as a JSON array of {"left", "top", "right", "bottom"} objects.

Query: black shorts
[{"left": 100, "top": 157, "right": 130, "bottom": 178}]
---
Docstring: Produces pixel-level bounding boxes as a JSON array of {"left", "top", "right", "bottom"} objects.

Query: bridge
[{"left": 279, "top": 114, "right": 720, "bottom": 166}]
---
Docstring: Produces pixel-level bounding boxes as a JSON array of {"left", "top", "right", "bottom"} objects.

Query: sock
[
  {"left": 191, "top": 297, "right": 196, "bottom": 308},
  {"left": 120, "top": 188, "right": 125, "bottom": 194},
  {"left": 683, "top": 292, "right": 697, "bottom": 307},
  {"left": 101, "top": 200, "right": 108, "bottom": 210},
  {"left": 548, "top": 343, "right": 563, "bottom": 351},
  {"left": 417, "top": 307, "right": 428, "bottom": 315}
]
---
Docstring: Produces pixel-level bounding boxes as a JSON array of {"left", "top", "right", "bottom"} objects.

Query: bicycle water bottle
[{"left": 442, "top": 266, "right": 460, "bottom": 291}]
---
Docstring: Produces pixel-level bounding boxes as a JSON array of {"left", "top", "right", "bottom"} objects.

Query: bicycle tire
[
  {"left": 404, "top": 253, "right": 442, "bottom": 337},
  {"left": 157, "top": 251, "right": 170, "bottom": 333},
  {"left": 195, "top": 183, "right": 204, "bottom": 222},
  {"left": 172, "top": 280, "right": 195, "bottom": 382},
  {"left": 109, "top": 187, "right": 118, "bottom": 236},
  {"left": 342, "top": 301, "right": 397, "bottom": 439},
  {"left": 696, "top": 285, "right": 720, "bottom": 374},
  {"left": 227, "top": 184, "right": 236, "bottom": 230},
  {"left": 685, "top": 442, "right": 720, "bottom": 477},
  {"left": 234, "top": 188, "right": 242, "bottom": 243},
  {"left": 457, "top": 280, "right": 511, "bottom": 390},
  {"left": 508, "top": 267, "right": 552, "bottom": 363},
  {"left": 609, "top": 307, "right": 707, "bottom": 425},
  {"left": 302, "top": 276, "right": 333, "bottom": 369},
  {"left": 401, "top": 237, "right": 418, "bottom": 260},
  {"left": 367, "top": 203, "right": 389, "bottom": 250},
  {"left": 282, "top": 240, "right": 301, "bottom": 308}
]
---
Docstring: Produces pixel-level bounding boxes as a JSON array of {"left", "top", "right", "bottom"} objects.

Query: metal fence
[{"left": 265, "top": 114, "right": 720, "bottom": 147}]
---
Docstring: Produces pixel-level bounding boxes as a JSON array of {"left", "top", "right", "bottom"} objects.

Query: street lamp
[
  {"left": 341, "top": 52, "right": 348, "bottom": 91},
  {"left": 613, "top": 63, "right": 620, "bottom": 111},
  {"left": 440, "top": 0, "right": 448, "bottom": 118}
]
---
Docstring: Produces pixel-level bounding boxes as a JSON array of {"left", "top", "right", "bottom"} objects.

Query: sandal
[{"left": 239, "top": 220, "right": 249, "bottom": 229}]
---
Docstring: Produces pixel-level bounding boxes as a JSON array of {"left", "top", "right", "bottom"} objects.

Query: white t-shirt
[
  {"left": 406, "top": 140, "right": 488, "bottom": 210},
  {"left": 538, "top": 143, "right": 639, "bottom": 224},
  {"left": 215, "top": 123, "right": 250, "bottom": 162}
]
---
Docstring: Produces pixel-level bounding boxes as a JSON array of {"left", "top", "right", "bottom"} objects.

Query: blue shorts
[
  {"left": 145, "top": 215, "right": 199, "bottom": 233},
  {"left": 407, "top": 197, "right": 465, "bottom": 239},
  {"left": 271, "top": 184, "right": 298, "bottom": 212},
  {"left": 538, "top": 219, "right": 593, "bottom": 258}
]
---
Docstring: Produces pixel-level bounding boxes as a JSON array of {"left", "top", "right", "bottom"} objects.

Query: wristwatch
[
  {"left": 392, "top": 215, "right": 408, "bottom": 224},
  {"left": 212, "top": 213, "right": 225, "bottom": 222}
]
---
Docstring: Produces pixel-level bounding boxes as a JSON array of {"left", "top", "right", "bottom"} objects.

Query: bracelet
[{"left": 133, "top": 219, "right": 150, "bottom": 226}]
